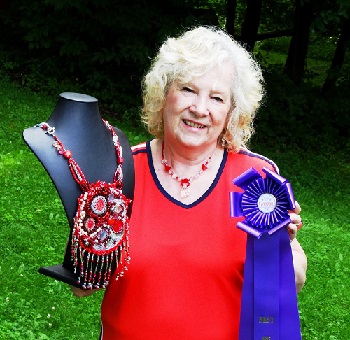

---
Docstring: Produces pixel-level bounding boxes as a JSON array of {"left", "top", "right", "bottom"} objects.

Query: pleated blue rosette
[{"left": 230, "top": 167, "right": 302, "bottom": 340}]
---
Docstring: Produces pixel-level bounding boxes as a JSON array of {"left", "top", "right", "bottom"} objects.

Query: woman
[{"left": 73, "top": 25, "right": 307, "bottom": 339}]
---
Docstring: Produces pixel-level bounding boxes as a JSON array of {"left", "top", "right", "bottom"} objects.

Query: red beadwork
[
  {"left": 63, "top": 150, "right": 72, "bottom": 159},
  {"left": 164, "top": 164, "right": 171, "bottom": 172},
  {"left": 109, "top": 219, "right": 124, "bottom": 233},
  {"left": 161, "top": 141, "right": 213, "bottom": 197},
  {"left": 96, "top": 198, "right": 105, "bottom": 210},
  {"left": 91, "top": 195, "right": 107, "bottom": 215},
  {"left": 180, "top": 178, "right": 190, "bottom": 187},
  {"left": 85, "top": 217, "right": 95, "bottom": 230},
  {"left": 36, "top": 119, "right": 131, "bottom": 290}
]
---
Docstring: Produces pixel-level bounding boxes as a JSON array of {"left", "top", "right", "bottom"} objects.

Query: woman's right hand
[{"left": 70, "top": 285, "right": 101, "bottom": 297}]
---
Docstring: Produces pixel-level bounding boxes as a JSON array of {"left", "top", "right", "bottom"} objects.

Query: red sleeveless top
[{"left": 100, "top": 141, "right": 277, "bottom": 339}]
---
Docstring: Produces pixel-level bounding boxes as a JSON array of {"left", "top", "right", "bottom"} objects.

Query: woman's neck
[
  {"left": 151, "top": 138, "right": 224, "bottom": 204},
  {"left": 161, "top": 139, "right": 219, "bottom": 168}
]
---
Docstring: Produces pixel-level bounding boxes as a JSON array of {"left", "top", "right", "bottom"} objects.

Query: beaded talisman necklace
[
  {"left": 161, "top": 141, "right": 213, "bottom": 198},
  {"left": 36, "top": 119, "right": 131, "bottom": 289}
]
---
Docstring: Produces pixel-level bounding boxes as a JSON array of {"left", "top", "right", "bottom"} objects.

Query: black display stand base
[{"left": 38, "top": 265, "right": 81, "bottom": 288}]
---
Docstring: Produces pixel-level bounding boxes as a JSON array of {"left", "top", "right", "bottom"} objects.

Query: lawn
[{"left": 1, "top": 74, "right": 349, "bottom": 339}]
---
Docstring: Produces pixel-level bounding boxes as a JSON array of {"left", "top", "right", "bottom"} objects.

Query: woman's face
[{"left": 162, "top": 64, "right": 233, "bottom": 151}]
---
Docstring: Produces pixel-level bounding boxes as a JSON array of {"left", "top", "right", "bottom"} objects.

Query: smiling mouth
[{"left": 183, "top": 119, "right": 206, "bottom": 129}]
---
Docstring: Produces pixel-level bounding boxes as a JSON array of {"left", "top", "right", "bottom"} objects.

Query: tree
[
  {"left": 284, "top": 0, "right": 314, "bottom": 85},
  {"left": 321, "top": 13, "right": 350, "bottom": 95},
  {"left": 225, "top": 0, "right": 237, "bottom": 36},
  {"left": 240, "top": 0, "right": 263, "bottom": 51}
]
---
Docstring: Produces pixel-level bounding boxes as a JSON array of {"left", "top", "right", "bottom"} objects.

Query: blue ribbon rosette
[{"left": 230, "top": 167, "right": 302, "bottom": 340}]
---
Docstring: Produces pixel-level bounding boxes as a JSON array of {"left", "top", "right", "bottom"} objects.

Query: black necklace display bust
[{"left": 23, "top": 92, "right": 134, "bottom": 288}]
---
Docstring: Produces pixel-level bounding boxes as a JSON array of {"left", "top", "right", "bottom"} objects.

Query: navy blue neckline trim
[
  {"left": 132, "top": 143, "right": 147, "bottom": 155},
  {"left": 146, "top": 140, "right": 228, "bottom": 209}
]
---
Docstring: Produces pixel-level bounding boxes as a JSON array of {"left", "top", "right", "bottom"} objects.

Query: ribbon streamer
[{"left": 230, "top": 167, "right": 302, "bottom": 340}]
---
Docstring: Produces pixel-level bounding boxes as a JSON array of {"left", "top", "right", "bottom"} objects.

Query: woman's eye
[
  {"left": 182, "top": 86, "right": 194, "bottom": 93},
  {"left": 212, "top": 96, "right": 223, "bottom": 102}
]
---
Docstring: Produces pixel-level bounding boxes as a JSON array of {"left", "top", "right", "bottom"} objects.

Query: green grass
[{"left": 1, "top": 73, "right": 350, "bottom": 339}]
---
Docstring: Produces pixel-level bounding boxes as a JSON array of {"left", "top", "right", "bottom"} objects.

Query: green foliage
[
  {"left": 252, "top": 72, "right": 350, "bottom": 152},
  {"left": 259, "top": 0, "right": 294, "bottom": 33},
  {"left": 0, "top": 0, "right": 348, "bottom": 150},
  {"left": 311, "top": 0, "right": 350, "bottom": 36},
  {"left": 257, "top": 36, "right": 291, "bottom": 54},
  {"left": 0, "top": 0, "right": 218, "bottom": 110},
  {"left": 251, "top": 36, "right": 350, "bottom": 152}
]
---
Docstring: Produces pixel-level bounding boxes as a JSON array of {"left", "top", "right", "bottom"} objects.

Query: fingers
[
  {"left": 288, "top": 201, "right": 302, "bottom": 241},
  {"left": 288, "top": 224, "right": 297, "bottom": 241},
  {"left": 288, "top": 218, "right": 303, "bottom": 241},
  {"left": 290, "top": 200, "right": 301, "bottom": 214},
  {"left": 289, "top": 212, "right": 302, "bottom": 226}
]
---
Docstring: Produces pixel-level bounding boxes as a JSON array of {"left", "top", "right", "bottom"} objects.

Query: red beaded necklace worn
[
  {"left": 36, "top": 119, "right": 131, "bottom": 289},
  {"left": 161, "top": 141, "right": 213, "bottom": 198}
]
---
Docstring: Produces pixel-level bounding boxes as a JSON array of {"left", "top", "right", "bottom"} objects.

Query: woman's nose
[{"left": 190, "top": 96, "right": 209, "bottom": 116}]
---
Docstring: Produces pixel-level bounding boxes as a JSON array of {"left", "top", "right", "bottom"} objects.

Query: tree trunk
[
  {"left": 284, "top": 0, "right": 314, "bottom": 85},
  {"left": 240, "top": 0, "right": 263, "bottom": 51},
  {"left": 225, "top": 0, "right": 237, "bottom": 37},
  {"left": 321, "top": 16, "right": 350, "bottom": 96}
]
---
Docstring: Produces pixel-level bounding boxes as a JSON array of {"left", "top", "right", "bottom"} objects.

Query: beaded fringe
[{"left": 72, "top": 237, "right": 130, "bottom": 290}]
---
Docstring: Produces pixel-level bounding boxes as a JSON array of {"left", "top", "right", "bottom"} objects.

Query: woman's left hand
[
  {"left": 287, "top": 201, "right": 307, "bottom": 292},
  {"left": 287, "top": 201, "right": 302, "bottom": 241}
]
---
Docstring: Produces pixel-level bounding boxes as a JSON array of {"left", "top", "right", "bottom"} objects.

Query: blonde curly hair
[{"left": 141, "top": 25, "right": 264, "bottom": 152}]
